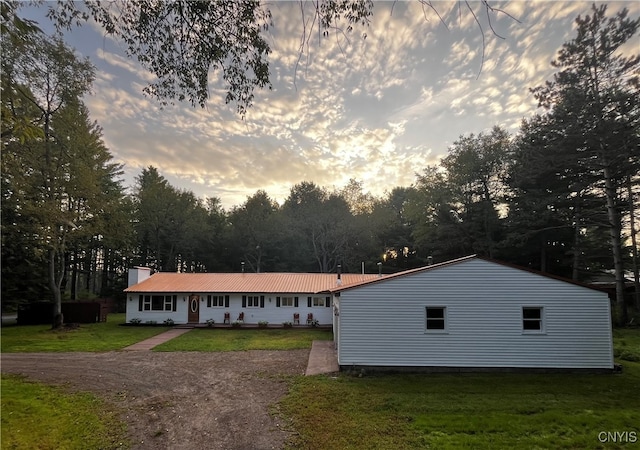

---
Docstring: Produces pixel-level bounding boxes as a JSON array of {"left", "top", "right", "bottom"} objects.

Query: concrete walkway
[
  {"left": 122, "top": 330, "right": 340, "bottom": 375},
  {"left": 305, "top": 340, "right": 339, "bottom": 375},
  {"left": 123, "top": 328, "right": 193, "bottom": 351}
]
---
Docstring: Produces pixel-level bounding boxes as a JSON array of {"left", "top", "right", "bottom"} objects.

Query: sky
[{"left": 22, "top": 1, "right": 640, "bottom": 210}]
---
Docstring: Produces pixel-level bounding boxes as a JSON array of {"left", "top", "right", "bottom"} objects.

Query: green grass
[
  {"left": 0, "top": 314, "right": 171, "bottom": 352},
  {"left": 1, "top": 374, "right": 128, "bottom": 450},
  {"left": 280, "top": 330, "right": 640, "bottom": 450},
  {"left": 613, "top": 328, "right": 640, "bottom": 362},
  {"left": 153, "top": 328, "right": 333, "bottom": 351}
]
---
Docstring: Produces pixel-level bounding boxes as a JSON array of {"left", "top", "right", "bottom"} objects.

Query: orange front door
[{"left": 188, "top": 294, "right": 200, "bottom": 323}]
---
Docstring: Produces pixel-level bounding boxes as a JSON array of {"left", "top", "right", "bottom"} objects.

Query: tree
[
  {"left": 228, "top": 190, "right": 280, "bottom": 273},
  {"left": 409, "top": 166, "right": 471, "bottom": 261},
  {"left": 282, "top": 181, "right": 356, "bottom": 273},
  {"left": 42, "top": 0, "right": 517, "bottom": 115},
  {"left": 370, "top": 187, "right": 422, "bottom": 270},
  {"left": 440, "top": 127, "right": 512, "bottom": 258},
  {"left": 530, "top": 4, "right": 640, "bottom": 323},
  {"left": 133, "top": 166, "right": 214, "bottom": 273},
  {"left": 2, "top": 28, "right": 101, "bottom": 327}
]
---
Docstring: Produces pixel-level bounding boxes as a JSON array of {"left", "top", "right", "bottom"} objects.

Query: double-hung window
[
  {"left": 312, "top": 297, "right": 326, "bottom": 307},
  {"left": 522, "top": 307, "right": 543, "bottom": 332},
  {"left": 281, "top": 297, "right": 294, "bottom": 307},
  {"left": 425, "top": 307, "right": 446, "bottom": 332},
  {"left": 246, "top": 296, "right": 260, "bottom": 307}
]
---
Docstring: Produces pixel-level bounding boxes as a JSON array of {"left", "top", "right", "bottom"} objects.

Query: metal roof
[{"left": 125, "top": 272, "right": 381, "bottom": 294}]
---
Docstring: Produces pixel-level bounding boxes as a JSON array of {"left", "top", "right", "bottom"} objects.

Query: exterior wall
[
  {"left": 337, "top": 259, "right": 613, "bottom": 370},
  {"left": 126, "top": 292, "right": 333, "bottom": 325}
]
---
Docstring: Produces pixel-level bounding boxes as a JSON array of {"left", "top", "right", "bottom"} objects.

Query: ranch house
[
  {"left": 125, "top": 255, "right": 614, "bottom": 371},
  {"left": 125, "top": 267, "right": 376, "bottom": 326}
]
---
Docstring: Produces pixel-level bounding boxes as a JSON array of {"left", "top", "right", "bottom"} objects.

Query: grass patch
[
  {"left": 153, "top": 328, "right": 333, "bottom": 352},
  {"left": 280, "top": 331, "right": 640, "bottom": 450},
  {"left": 1, "top": 374, "right": 128, "bottom": 449},
  {"left": 613, "top": 328, "right": 640, "bottom": 362},
  {"left": 0, "top": 314, "right": 171, "bottom": 352}
]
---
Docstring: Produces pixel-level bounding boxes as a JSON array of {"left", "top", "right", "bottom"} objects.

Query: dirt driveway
[{"left": 1, "top": 349, "right": 310, "bottom": 449}]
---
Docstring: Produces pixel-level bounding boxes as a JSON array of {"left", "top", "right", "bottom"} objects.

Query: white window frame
[
  {"left": 281, "top": 297, "right": 294, "bottom": 307},
  {"left": 312, "top": 297, "right": 326, "bottom": 307},
  {"left": 425, "top": 306, "right": 447, "bottom": 333},
  {"left": 210, "top": 295, "right": 225, "bottom": 307},
  {"left": 144, "top": 295, "right": 173, "bottom": 312},
  {"left": 522, "top": 306, "right": 544, "bottom": 333},
  {"left": 246, "top": 296, "right": 260, "bottom": 308}
]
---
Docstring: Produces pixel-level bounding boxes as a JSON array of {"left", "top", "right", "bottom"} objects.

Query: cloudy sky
[{"left": 24, "top": 1, "right": 640, "bottom": 209}]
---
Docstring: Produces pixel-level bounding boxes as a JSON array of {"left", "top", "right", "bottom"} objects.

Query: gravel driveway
[{"left": 1, "top": 350, "right": 310, "bottom": 449}]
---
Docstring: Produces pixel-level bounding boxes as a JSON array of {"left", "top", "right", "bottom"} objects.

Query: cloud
[{"left": 57, "top": 1, "right": 640, "bottom": 210}]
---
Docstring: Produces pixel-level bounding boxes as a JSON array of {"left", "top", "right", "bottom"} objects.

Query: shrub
[
  {"left": 282, "top": 321, "right": 293, "bottom": 328},
  {"left": 163, "top": 318, "right": 175, "bottom": 326},
  {"left": 231, "top": 321, "right": 241, "bottom": 328},
  {"left": 145, "top": 320, "right": 157, "bottom": 325},
  {"left": 258, "top": 321, "right": 269, "bottom": 328},
  {"left": 205, "top": 318, "right": 215, "bottom": 327},
  {"left": 129, "top": 318, "right": 142, "bottom": 325}
]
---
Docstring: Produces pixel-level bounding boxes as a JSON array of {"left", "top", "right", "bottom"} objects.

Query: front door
[{"left": 188, "top": 294, "right": 200, "bottom": 323}]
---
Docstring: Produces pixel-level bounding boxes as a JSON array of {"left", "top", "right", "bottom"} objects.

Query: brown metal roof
[{"left": 125, "top": 272, "right": 381, "bottom": 294}]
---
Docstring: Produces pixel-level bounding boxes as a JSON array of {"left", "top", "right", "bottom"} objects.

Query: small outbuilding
[{"left": 329, "top": 255, "right": 614, "bottom": 372}]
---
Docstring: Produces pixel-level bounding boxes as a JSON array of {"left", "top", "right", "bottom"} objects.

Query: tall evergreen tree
[
  {"left": 1, "top": 30, "right": 103, "bottom": 327},
  {"left": 530, "top": 4, "right": 640, "bottom": 323}
]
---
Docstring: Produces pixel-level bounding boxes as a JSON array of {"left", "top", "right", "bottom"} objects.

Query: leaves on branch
[{"left": 44, "top": 0, "right": 519, "bottom": 114}]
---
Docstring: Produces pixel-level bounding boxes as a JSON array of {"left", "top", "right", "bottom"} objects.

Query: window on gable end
[
  {"left": 425, "top": 307, "right": 446, "bottom": 332},
  {"left": 523, "top": 307, "right": 543, "bottom": 332}
]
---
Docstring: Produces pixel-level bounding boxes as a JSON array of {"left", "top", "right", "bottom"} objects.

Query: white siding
[
  {"left": 338, "top": 258, "right": 613, "bottom": 369},
  {"left": 126, "top": 292, "right": 333, "bottom": 325}
]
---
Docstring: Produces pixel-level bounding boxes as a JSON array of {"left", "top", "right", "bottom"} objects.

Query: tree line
[{"left": 1, "top": 4, "right": 638, "bottom": 324}]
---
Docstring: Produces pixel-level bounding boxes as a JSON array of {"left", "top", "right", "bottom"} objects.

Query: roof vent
[
  {"left": 377, "top": 262, "right": 382, "bottom": 277},
  {"left": 427, "top": 256, "right": 434, "bottom": 266},
  {"left": 241, "top": 261, "right": 245, "bottom": 273},
  {"left": 337, "top": 264, "right": 342, "bottom": 286}
]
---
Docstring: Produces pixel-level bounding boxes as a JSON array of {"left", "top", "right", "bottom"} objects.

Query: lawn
[
  {"left": 280, "top": 329, "right": 640, "bottom": 450},
  {"left": 1, "top": 374, "right": 127, "bottom": 449},
  {"left": 613, "top": 328, "right": 640, "bottom": 362},
  {"left": 153, "top": 328, "right": 333, "bottom": 351},
  {"left": 4, "top": 318, "right": 639, "bottom": 449},
  {"left": 0, "top": 314, "right": 171, "bottom": 352}
]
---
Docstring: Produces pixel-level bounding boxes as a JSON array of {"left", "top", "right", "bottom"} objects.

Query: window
[
  {"left": 207, "top": 295, "right": 225, "bottom": 307},
  {"left": 425, "top": 307, "right": 446, "bottom": 331},
  {"left": 141, "top": 295, "right": 175, "bottom": 312},
  {"left": 281, "top": 297, "right": 294, "bottom": 307},
  {"left": 523, "top": 307, "right": 543, "bottom": 332},
  {"left": 312, "top": 297, "right": 326, "bottom": 307},
  {"left": 247, "top": 296, "right": 260, "bottom": 307}
]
